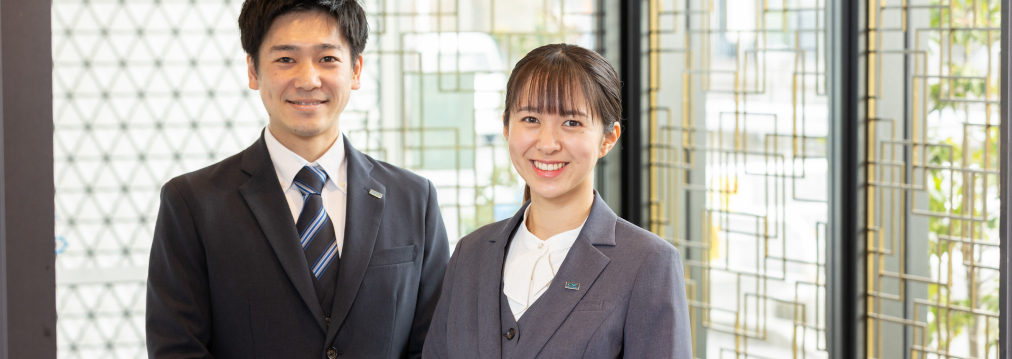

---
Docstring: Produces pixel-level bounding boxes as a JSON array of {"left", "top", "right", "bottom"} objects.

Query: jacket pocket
[
  {"left": 368, "top": 245, "right": 417, "bottom": 267},
  {"left": 573, "top": 299, "right": 603, "bottom": 312}
]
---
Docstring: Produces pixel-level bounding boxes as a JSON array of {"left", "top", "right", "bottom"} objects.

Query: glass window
[
  {"left": 647, "top": 0, "right": 829, "bottom": 357},
  {"left": 865, "top": 0, "right": 1002, "bottom": 357}
]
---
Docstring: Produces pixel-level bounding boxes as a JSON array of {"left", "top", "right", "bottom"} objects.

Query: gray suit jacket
[
  {"left": 146, "top": 133, "right": 450, "bottom": 359},
  {"left": 423, "top": 195, "right": 692, "bottom": 358}
]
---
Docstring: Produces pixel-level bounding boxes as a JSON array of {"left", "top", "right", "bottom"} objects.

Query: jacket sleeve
[
  {"left": 421, "top": 238, "right": 463, "bottom": 359},
  {"left": 146, "top": 181, "right": 215, "bottom": 359},
  {"left": 623, "top": 245, "right": 693, "bottom": 358},
  {"left": 407, "top": 180, "right": 451, "bottom": 359}
]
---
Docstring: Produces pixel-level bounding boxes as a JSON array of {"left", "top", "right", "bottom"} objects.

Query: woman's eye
[
  {"left": 521, "top": 116, "right": 539, "bottom": 124},
  {"left": 563, "top": 120, "right": 582, "bottom": 127}
]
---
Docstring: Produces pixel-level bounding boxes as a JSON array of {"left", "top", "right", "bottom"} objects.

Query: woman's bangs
[{"left": 509, "top": 60, "right": 595, "bottom": 118}]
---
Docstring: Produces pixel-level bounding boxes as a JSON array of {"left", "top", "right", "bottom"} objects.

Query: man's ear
[
  {"left": 351, "top": 55, "right": 364, "bottom": 90},
  {"left": 599, "top": 122, "right": 621, "bottom": 158},
  {"left": 247, "top": 54, "right": 259, "bottom": 90}
]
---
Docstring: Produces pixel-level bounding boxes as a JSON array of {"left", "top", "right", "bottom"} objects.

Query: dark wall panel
[{"left": 0, "top": 0, "right": 56, "bottom": 357}]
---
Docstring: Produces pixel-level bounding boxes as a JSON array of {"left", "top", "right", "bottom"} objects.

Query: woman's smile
[{"left": 530, "top": 160, "right": 568, "bottom": 178}]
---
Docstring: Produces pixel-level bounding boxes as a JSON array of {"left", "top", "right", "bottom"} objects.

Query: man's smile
[{"left": 287, "top": 99, "right": 328, "bottom": 105}]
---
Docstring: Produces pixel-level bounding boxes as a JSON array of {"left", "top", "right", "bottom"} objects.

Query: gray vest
[
  {"left": 499, "top": 231, "right": 547, "bottom": 357},
  {"left": 500, "top": 291, "right": 521, "bottom": 356},
  {"left": 499, "top": 274, "right": 543, "bottom": 356}
]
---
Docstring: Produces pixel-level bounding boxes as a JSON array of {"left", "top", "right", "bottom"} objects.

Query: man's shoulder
[
  {"left": 164, "top": 150, "right": 247, "bottom": 195},
  {"left": 355, "top": 151, "right": 431, "bottom": 190}
]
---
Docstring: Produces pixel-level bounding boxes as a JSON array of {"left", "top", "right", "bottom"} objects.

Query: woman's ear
[
  {"left": 502, "top": 115, "right": 509, "bottom": 140},
  {"left": 598, "top": 122, "right": 621, "bottom": 158}
]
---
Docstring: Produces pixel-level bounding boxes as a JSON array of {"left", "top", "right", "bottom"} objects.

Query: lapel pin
[
  {"left": 565, "top": 282, "right": 580, "bottom": 291},
  {"left": 369, "top": 189, "right": 383, "bottom": 199}
]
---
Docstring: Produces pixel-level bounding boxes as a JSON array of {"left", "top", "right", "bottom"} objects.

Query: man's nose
[{"left": 294, "top": 63, "right": 322, "bottom": 91}]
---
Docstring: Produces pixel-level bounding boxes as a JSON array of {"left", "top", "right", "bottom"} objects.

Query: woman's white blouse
[{"left": 502, "top": 206, "right": 587, "bottom": 320}]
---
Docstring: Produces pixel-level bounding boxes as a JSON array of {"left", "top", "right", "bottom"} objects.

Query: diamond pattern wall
[
  {"left": 53, "top": 0, "right": 601, "bottom": 357},
  {"left": 54, "top": 0, "right": 262, "bottom": 357}
]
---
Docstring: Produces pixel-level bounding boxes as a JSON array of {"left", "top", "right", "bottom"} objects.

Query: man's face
[{"left": 248, "top": 10, "right": 363, "bottom": 142}]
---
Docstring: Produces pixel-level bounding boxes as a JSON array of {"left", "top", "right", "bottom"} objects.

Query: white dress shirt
[
  {"left": 264, "top": 126, "right": 348, "bottom": 258},
  {"left": 502, "top": 206, "right": 587, "bottom": 320}
]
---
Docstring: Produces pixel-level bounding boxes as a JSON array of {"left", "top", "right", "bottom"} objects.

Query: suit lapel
[
  {"left": 325, "top": 138, "right": 386, "bottom": 343},
  {"left": 516, "top": 195, "right": 617, "bottom": 359},
  {"left": 478, "top": 202, "right": 528, "bottom": 359},
  {"left": 237, "top": 133, "right": 327, "bottom": 331}
]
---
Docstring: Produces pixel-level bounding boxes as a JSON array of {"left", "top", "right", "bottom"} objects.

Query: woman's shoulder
[
  {"left": 455, "top": 217, "right": 514, "bottom": 252},
  {"left": 612, "top": 217, "right": 682, "bottom": 258}
]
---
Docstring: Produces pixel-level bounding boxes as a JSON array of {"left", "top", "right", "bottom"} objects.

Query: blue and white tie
[{"left": 294, "top": 166, "right": 339, "bottom": 309}]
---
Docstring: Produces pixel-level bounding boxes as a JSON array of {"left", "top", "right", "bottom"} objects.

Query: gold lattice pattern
[
  {"left": 865, "top": 0, "right": 1002, "bottom": 358},
  {"left": 647, "top": 0, "right": 829, "bottom": 357}
]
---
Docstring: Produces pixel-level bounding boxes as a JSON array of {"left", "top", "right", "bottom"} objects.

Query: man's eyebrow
[
  {"left": 517, "top": 106, "right": 588, "bottom": 117},
  {"left": 269, "top": 44, "right": 299, "bottom": 52},
  {"left": 317, "top": 43, "right": 341, "bottom": 51},
  {"left": 268, "top": 43, "right": 344, "bottom": 52}
]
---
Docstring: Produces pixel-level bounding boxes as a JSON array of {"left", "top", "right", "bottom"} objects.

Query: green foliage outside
[{"left": 925, "top": 0, "right": 1001, "bottom": 356}]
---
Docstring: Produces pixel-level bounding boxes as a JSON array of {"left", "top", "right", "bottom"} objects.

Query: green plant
[{"left": 924, "top": 0, "right": 1002, "bottom": 357}]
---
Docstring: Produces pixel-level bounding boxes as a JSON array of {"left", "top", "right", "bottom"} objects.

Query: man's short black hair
[{"left": 239, "top": 0, "right": 368, "bottom": 70}]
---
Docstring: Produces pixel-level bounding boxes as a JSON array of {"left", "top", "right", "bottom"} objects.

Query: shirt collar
[
  {"left": 517, "top": 205, "right": 587, "bottom": 252},
  {"left": 264, "top": 126, "right": 346, "bottom": 191}
]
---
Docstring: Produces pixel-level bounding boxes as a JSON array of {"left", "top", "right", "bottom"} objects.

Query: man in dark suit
[{"left": 145, "top": 1, "right": 450, "bottom": 358}]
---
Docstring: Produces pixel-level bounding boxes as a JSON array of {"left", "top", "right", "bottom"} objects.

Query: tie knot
[{"left": 294, "top": 166, "right": 328, "bottom": 195}]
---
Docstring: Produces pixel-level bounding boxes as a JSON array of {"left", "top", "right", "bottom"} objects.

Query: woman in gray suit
[{"left": 423, "top": 43, "right": 692, "bottom": 358}]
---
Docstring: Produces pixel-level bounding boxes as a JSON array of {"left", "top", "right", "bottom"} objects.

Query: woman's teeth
[{"left": 534, "top": 161, "right": 566, "bottom": 171}]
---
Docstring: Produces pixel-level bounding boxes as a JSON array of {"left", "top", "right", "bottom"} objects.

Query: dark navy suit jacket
[{"left": 146, "top": 133, "right": 449, "bottom": 359}]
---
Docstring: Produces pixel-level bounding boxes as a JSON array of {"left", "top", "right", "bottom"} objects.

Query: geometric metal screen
[
  {"left": 646, "top": 0, "right": 829, "bottom": 358},
  {"left": 344, "top": 0, "right": 602, "bottom": 247},
  {"left": 863, "top": 0, "right": 1002, "bottom": 358},
  {"left": 52, "top": 0, "right": 601, "bottom": 357},
  {"left": 53, "top": 1, "right": 262, "bottom": 357}
]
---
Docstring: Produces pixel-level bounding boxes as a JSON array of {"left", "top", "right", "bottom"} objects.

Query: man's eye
[
  {"left": 276, "top": 57, "right": 295, "bottom": 63},
  {"left": 321, "top": 56, "right": 339, "bottom": 62},
  {"left": 563, "top": 120, "right": 582, "bottom": 127}
]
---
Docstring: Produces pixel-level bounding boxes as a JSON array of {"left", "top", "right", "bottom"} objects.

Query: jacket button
[
  {"left": 506, "top": 328, "right": 515, "bottom": 340},
  {"left": 326, "top": 347, "right": 338, "bottom": 359},
  {"left": 325, "top": 315, "right": 330, "bottom": 326}
]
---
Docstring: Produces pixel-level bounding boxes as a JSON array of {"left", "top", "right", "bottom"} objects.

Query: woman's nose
[{"left": 536, "top": 127, "right": 561, "bottom": 153}]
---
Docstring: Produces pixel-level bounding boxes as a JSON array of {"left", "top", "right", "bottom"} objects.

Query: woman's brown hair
[{"left": 502, "top": 43, "right": 622, "bottom": 203}]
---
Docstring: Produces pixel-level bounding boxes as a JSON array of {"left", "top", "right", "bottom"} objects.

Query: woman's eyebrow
[
  {"left": 517, "top": 106, "right": 588, "bottom": 117},
  {"left": 560, "top": 110, "right": 589, "bottom": 117}
]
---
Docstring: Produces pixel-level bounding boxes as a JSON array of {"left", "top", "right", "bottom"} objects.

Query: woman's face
[{"left": 504, "top": 91, "right": 620, "bottom": 203}]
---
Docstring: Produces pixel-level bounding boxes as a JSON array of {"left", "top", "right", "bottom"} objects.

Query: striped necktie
[{"left": 293, "top": 165, "right": 339, "bottom": 310}]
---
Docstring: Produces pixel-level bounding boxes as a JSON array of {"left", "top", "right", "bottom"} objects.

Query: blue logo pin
[{"left": 565, "top": 282, "right": 580, "bottom": 290}]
